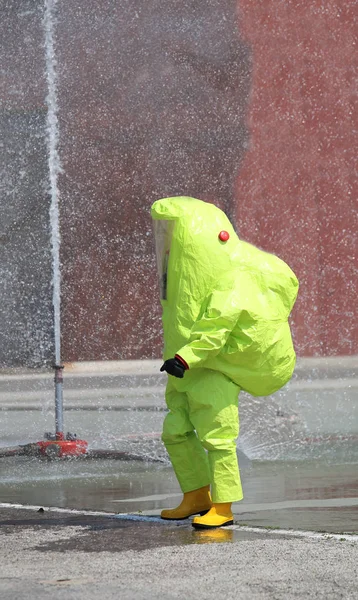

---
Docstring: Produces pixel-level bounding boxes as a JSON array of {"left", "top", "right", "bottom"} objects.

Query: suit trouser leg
[
  {"left": 162, "top": 370, "right": 242, "bottom": 502},
  {"left": 162, "top": 378, "right": 211, "bottom": 493},
  {"left": 187, "top": 369, "right": 243, "bottom": 503}
]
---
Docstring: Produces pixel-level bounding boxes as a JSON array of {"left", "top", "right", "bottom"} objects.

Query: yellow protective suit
[{"left": 151, "top": 196, "right": 298, "bottom": 503}]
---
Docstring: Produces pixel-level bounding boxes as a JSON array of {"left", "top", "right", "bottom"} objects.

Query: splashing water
[{"left": 44, "top": 0, "right": 61, "bottom": 367}]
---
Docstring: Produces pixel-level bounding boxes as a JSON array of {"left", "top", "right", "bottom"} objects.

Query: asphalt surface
[{"left": 1, "top": 506, "right": 358, "bottom": 600}]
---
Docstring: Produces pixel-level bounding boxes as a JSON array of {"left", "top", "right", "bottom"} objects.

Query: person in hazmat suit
[{"left": 151, "top": 196, "right": 299, "bottom": 529}]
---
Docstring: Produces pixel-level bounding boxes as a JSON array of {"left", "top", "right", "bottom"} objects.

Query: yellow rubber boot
[
  {"left": 192, "top": 502, "right": 233, "bottom": 529},
  {"left": 161, "top": 485, "right": 212, "bottom": 520}
]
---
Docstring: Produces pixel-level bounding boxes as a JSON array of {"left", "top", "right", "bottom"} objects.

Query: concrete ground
[
  {"left": 0, "top": 357, "right": 357, "bottom": 598},
  {"left": 1, "top": 506, "right": 357, "bottom": 600}
]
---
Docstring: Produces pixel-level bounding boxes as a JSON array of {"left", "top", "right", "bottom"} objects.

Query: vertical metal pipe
[{"left": 54, "top": 365, "right": 64, "bottom": 438}]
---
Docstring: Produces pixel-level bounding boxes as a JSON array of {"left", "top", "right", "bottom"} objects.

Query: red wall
[{"left": 235, "top": 0, "right": 357, "bottom": 356}]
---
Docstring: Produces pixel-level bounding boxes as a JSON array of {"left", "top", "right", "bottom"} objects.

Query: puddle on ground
[
  {"left": 0, "top": 451, "right": 357, "bottom": 533},
  {"left": 0, "top": 506, "right": 281, "bottom": 552}
]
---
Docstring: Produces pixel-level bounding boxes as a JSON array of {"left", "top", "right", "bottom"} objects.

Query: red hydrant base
[{"left": 37, "top": 440, "right": 88, "bottom": 457}]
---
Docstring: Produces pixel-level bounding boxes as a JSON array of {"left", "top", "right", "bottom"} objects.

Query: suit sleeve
[{"left": 176, "top": 277, "right": 241, "bottom": 368}]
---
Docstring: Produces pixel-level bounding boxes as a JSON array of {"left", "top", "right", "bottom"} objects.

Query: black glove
[{"left": 160, "top": 357, "right": 187, "bottom": 378}]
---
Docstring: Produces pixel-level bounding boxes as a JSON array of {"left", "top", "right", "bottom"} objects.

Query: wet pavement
[
  {"left": 0, "top": 506, "right": 274, "bottom": 552},
  {"left": 1, "top": 454, "right": 357, "bottom": 534},
  {"left": 1, "top": 358, "right": 357, "bottom": 536}
]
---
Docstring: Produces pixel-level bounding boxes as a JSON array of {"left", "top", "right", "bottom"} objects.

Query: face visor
[{"left": 153, "top": 220, "right": 174, "bottom": 299}]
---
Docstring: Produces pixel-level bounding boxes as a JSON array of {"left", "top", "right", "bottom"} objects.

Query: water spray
[{"left": 35, "top": 0, "right": 88, "bottom": 458}]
